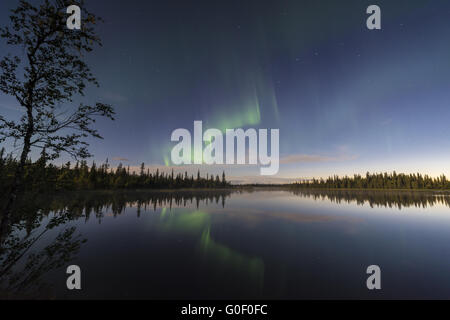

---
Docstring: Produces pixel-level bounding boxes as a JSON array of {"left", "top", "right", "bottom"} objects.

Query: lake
[{"left": 1, "top": 188, "right": 450, "bottom": 299}]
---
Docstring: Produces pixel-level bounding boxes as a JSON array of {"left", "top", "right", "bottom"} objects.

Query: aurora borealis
[{"left": 1, "top": 0, "right": 450, "bottom": 183}]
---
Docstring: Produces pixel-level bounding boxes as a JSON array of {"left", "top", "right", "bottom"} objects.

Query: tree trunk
[{"left": 0, "top": 106, "right": 33, "bottom": 245}]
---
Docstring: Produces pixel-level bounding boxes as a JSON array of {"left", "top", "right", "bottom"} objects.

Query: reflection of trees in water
[
  {"left": 3, "top": 188, "right": 446, "bottom": 298},
  {"left": 0, "top": 209, "right": 85, "bottom": 299},
  {"left": 0, "top": 190, "right": 235, "bottom": 298},
  {"left": 33, "top": 190, "right": 234, "bottom": 222},
  {"left": 290, "top": 189, "right": 450, "bottom": 209},
  {"left": 6, "top": 187, "right": 445, "bottom": 298}
]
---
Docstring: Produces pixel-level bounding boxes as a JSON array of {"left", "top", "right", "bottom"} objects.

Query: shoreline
[{"left": 43, "top": 186, "right": 450, "bottom": 194}]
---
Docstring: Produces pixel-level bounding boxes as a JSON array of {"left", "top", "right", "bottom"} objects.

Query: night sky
[{"left": 1, "top": 0, "right": 450, "bottom": 183}]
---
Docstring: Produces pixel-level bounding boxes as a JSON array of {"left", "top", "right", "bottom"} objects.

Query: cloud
[
  {"left": 112, "top": 157, "right": 129, "bottom": 162},
  {"left": 280, "top": 153, "right": 358, "bottom": 164}
]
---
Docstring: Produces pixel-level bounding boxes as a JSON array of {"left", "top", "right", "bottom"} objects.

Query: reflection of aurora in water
[
  {"left": 3, "top": 189, "right": 450, "bottom": 299},
  {"left": 157, "top": 209, "right": 264, "bottom": 293}
]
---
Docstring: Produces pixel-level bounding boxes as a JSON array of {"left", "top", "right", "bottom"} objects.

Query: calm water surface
[{"left": 1, "top": 189, "right": 450, "bottom": 299}]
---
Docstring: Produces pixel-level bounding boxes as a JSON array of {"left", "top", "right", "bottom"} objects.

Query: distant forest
[
  {"left": 0, "top": 149, "right": 229, "bottom": 194},
  {"left": 292, "top": 172, "right": 450, "bottom": 190},
  {"left": 2, "top": 148, "right": 450, "bottom": 194}
]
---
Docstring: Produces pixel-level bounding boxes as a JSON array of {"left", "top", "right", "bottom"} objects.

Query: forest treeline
[
  {"left": 0, "top": 149, "right": 229, "bottom": 194},
  {"left": 2, "top": 148, "right": 450, "bottom": 194},
  {"left": 292, "top": 172, "right": 450, "bottom": 190}
]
